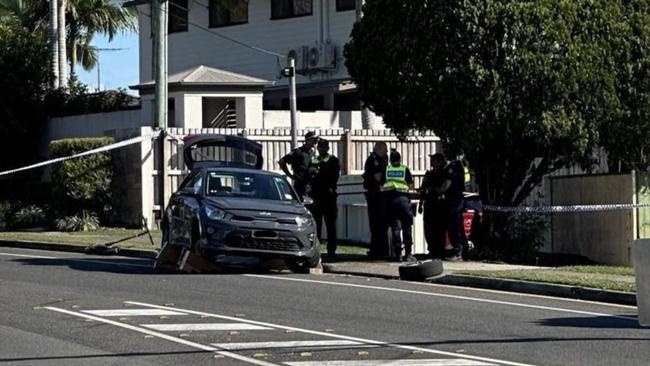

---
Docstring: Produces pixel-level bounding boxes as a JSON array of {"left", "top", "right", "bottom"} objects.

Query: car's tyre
[{"left": 398, "top": 259, "right": 444, "bottom": 281}]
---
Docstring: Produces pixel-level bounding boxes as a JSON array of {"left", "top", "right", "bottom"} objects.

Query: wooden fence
[{"left": 120, "top": 127, "right": 441, "bottom": 228}]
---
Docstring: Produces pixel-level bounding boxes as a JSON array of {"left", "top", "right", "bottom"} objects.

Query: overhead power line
[{"left": 133, "top": 1, "right": 285, "bottom": 59}]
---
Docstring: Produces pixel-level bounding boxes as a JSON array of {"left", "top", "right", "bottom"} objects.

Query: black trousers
[
  {"left": 447, "top": 199, "right": 466, "bottom": 257},
  {"left": 311, "top": 194, "right": 338, "bottom": 255},
  {"left": 423, "top": 200, "right": 447, "bottom": 258},
  {"left": 365, "top": 191, "right": 388, "bottom": 257},
  {"left": 387, "top": 193, "right": 413, "bottom": 256}
]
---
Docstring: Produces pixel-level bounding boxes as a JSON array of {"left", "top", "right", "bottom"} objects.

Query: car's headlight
[
  {"left": 205, "top": 205, "right": 229, "bottom": 221},
  {"left": 295, "top": 214, "right": 314, "bottom": 228}
]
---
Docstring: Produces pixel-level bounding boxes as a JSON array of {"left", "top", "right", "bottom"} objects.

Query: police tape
[
  {"left": 0, "top": 130, "right": 162, "bottom": 177},
  {"left": 483, "top": 203, "right": 650, "bottom": 213}
]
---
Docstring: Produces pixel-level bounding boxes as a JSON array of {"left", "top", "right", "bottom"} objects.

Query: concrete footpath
[{"left": 0, "top": 239, "right": 637, "bottom": 306}]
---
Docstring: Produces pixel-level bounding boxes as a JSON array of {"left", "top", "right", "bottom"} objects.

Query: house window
[
  {"left": 271, "top": 0, "right": 312, "bottom": 20},
  {"left": 210, "top": 0, "right": 249, "bottom": 28},
  {"left": 336, "top": 0, "right": 356, "bottom": 12},
  {"left": 169, "top": 0, "right": 188, "bottom": 33}
]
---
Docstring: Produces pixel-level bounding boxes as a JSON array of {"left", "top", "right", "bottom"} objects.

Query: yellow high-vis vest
[{"left": 384, "top": 164, "right": 409, "bottom": 192}]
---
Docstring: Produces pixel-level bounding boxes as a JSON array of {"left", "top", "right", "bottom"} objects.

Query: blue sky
[{"left": 76, "top": 31, "right": 139, "bottom": 93}]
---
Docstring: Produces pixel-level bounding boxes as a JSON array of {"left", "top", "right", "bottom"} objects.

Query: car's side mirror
[
  {"left": 182, "top": 186, "right": 201, "bottom": 197},
  {"left": 302, "top": 196, "right": 314, "bottom": 205}
]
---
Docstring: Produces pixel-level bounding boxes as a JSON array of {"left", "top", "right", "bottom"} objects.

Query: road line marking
[
  {"left": 0, "top": 252, "right": 56, "bottom": 259},
  {"left": 244, "top": 275, "right": 637, "bottom": 321},
  {"left": 284, "top": 360, "right": 496, "bottom": 366},
  {"left": 126, "top": 301, "right": 535, "bottom": 366},
  {"left": 141, "top": 323, "right": 273, "bottom": 331},
  {"left": 82, "top": 309, "right": 187, "bottom": 317},
  {"left": 212, "top": 340, "right": 365, "bottom": 350},
  {"left": 45, "top": 307, "right": 279, "bottom": 366}
]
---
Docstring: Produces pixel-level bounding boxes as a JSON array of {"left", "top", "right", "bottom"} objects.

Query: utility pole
[
  {"left": 58, "top": 0, "right": 67, "bottom": 87},
  {"left": 153, "top": 0, "right": 168, "bottom": 228},
  {"left": 288, "top": 58, "right": 298, "bottom": 148},
  {"left": 50, "top": 0, "right": 59, "bottom": 89},
  {"left": 355, "top": 0, "right": 374, "bottom": 130},
  {"left": 154, "top": 0, "right": 168, "bottom": 131}
]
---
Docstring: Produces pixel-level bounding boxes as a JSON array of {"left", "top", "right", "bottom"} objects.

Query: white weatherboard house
[{"left": 127, "top": 0, "right": 382, "bottom": 129}]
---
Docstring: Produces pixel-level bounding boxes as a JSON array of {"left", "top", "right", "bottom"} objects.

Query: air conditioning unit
[
  {"left": 287, "top": 43, "right": 338, "bottom": 74},
  {"left": 287, "top": 46, "right": 310, "bottom": 73},
  {"left": 305, "top": 43, "right": 337, "bottom": 71}
]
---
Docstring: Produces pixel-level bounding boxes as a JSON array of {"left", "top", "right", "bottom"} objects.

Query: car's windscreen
[{"left": 206, "top": 171, "right": 298, "bottom": 202}]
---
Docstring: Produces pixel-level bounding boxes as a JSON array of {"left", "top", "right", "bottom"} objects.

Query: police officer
[
  {"left": 308, "top": 139, "right": 341, "bottom": 258},
  {"left": 441, "top": 157, "right": 467, "bottom": 261},
  {"left": 362, "top": 141, "right": 388, "bottom": 259},
  {"left": 419, "top": 153, "right": 447, "bottom": 259},
  {"left": 383, "top": 149, "right": 415, "bottom": 262},
  {"left": 279, "top": 131, "right": 319, "bottom": 199}
]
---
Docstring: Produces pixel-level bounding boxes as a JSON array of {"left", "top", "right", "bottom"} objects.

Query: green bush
[
  {"left": 50, "top": 137, "right": 114, "bottom": 222},
  {"left": 0, "top": 201, "right": 12, "bottom": 229},
  {"left": 55, "top": 210, "right": 100, "bottom": 232},
  {"left": 13, "top": 205, "right": 47, "bottom": 228}
]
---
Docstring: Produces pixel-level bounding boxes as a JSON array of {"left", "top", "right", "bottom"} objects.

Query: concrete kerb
[
  {"left": 0, "top": 239, "right": 157, "bottom": 259},
  {"left": 0, "top": 239, "right": 637, "bottom": 306},
  {"left": 322, "top": 263, "right": 637, "bottom": 306}
]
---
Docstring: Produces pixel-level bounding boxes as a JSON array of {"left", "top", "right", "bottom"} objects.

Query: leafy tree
[
  {"left": 0, "top": 17, "right": 52, "bottom": 172},
  {"left": 345, "top": 0, "right": 650, "bottom": 256}
]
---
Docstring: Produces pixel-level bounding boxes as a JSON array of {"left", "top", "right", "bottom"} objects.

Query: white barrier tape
[
  {"left": 0, "top": 130, "right": 161, "bottom": 177},
  {"left": 484, "top": 203, "right": 650, "bottom": 213}
]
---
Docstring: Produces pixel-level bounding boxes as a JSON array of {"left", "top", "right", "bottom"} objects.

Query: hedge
[{"left": 49, "top": 137, "right": 114, "bottom": 222}]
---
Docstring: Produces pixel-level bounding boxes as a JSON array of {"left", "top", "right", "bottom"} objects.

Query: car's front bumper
[{"left": 197, "top": 218, "right": 320, "bottom": 263}]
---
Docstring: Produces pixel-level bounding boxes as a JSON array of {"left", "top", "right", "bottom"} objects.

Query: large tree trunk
[
  {"left": 50, "top": 0, "right": 59, "bottom": 88},
  {"left": 57, "top": 0, "right": 66, "bottom": 87}
]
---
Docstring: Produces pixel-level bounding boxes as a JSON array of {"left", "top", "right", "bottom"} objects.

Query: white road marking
[
  {"left": 82, "top": 309, "right": 187, "bottom": 317},
  {"left": 126, "top": 301, "right": 536, "bottom": 366},
  {"left": 45, "top": 307, "right": 279, "bottom": 366},
  {"left": 212, "top": 340, "right": 365, "bottom": 350},
  {"left": 141, "top": 323, "right": 273, "bottom": 331},
  {"left": 244, "top": 275, "right": 637, "bottom": 321},
  {"left": 285, "top": 360, "right": 496, "bottom": 366},
  {"left": 0, "top": 252, "right": 56, "bottom": 259}
]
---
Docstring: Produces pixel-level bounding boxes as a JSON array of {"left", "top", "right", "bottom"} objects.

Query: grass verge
[
  {"left": 0, "top": 230, "right": 161, "bottom": 251},
  {"left": 457, "top": 270, "right": 636, "bottom": 293}
]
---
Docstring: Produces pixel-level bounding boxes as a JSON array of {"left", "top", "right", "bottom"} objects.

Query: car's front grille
[{"left": 224, "top": 231, "right": 302, "bottom": 251}]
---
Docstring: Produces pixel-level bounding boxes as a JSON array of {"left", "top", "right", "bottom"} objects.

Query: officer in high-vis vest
[
  {"left": 383, "top": 149, "right": 415, "bottom": 262},
  {"left": 308, "top": 139, "right": 341, "bottom": 258}
]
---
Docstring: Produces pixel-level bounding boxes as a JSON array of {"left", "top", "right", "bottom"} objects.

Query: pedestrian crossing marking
[
  {"left": 284, "top": 360, "right": 497, "bottom": 366},
  {"left": 140, "top": 323, "right": 273, "bottom": 331},
  {"left": 82, "top": 309, "right": 187, "bottom": 317},
  {"left": 211, "top": 340, "right": 366, "bottom": 351}
]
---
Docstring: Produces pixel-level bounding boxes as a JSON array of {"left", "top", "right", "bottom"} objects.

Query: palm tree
[
  {"left": 65, "top": 0, "right": 136, "bottom": 75},
  {"left": 5, "top": 0, "right": 136, "bottom": 76}
]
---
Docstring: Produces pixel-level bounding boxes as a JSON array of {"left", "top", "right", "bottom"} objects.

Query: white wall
[
  {"left": 48, "top": 110, "right": 144, "bottom": 141},
  {"left": 137, "top": 0, "right": 356, "bottom": 85},
  {"left": 263, "top": 110, "right": 386, "bottom": 130}
]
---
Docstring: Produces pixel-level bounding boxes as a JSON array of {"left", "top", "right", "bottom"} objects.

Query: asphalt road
[{"left": 0, "top": 247, "right": 648, "bottom": 366}]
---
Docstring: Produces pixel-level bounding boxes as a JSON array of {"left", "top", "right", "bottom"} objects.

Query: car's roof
[{"left": 198, "top": 166, "right": 283, "bottom": 178}]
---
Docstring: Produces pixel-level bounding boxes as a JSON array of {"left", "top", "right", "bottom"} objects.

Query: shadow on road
[
  {"left": 11, "top": 257, "right": 291, "bottom": 276},
  {"left": 0, "top": 349, "right": 211, "bottom": 363},
  {"left": 534, "top": 315, "right": 645, "bottom": 329}
]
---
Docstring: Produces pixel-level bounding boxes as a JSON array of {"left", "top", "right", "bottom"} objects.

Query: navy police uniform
[
  {"left": 445, "top": 160, "right": 467, "bottom": 258},
  {"left": 420, "top": 164, "right": 447, "bottom": 258},
  {"left": 363, "top": 151, "right": 388, "bottom": 258},
  {"left": 383, "top": 161, "right": 414, "bottom": 261},
  {"left": 308, "top": 142, "right": 341, "bottom": 256}
]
